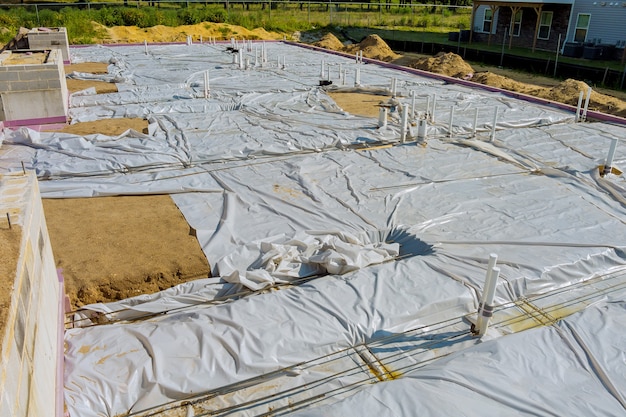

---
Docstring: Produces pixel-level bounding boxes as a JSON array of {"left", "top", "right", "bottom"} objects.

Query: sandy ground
[
  {"left": 43, "top": 196, "right": 211, "bottom": 309},
  {"left": 34, "top": 25, "right": 626, "bottom": 309},
  {"left": 0, "top": 225, "right": 21, "bottom": 343}
]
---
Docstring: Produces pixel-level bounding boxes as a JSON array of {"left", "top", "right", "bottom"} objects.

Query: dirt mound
[
  {"left": 471, "top": 71, "right": 542, "bottom": 96},
  {"left": 313, "top": 32, "right": 344, "bottom": 50},
  {"left": 313, "top": 33, "right": 399, "bottom": 62},
  {"left": 408, "top": 52, "right": 474, "bottom": 79},
  {"left": 471, "top": 74, "right": 626, "bottom": 117},
  {"left": 540, "top": 79, "right": 626, "bottom": 116},
  {"left": 93, "top": 21, "right": 286, "bottom": 44},
  {"left": 350, "top": 34, "right": 400, "bottom": 62}
]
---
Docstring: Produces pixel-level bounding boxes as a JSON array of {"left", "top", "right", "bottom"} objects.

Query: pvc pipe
[
  {"left": 239, "top": 49, "right": 244, "bottom": 69},
  {"left": 477, "top": 266, "right": 500, "bottom": 337},
  {"left": 410, "top": 91, "right": 416, "bottom": 118},
  {"left": 320, "top": 60, "right": 325, "bottom": 78},
  {"left": 355, "top": 52, "right": 359, "bottom": 64},
  {"left": 342, "top": 69, "right": 346, "bottom": 86},
  {"left": 603, "top": 138, "right": 619, "bottom": 175},
  {"left": 448, "top": 106, "right": 454, "bottom": 138},
  {"left": 339, "top": 63, "right": 343, "bottom": 80},
  {"left": 144, "top": 40, "right": 148, "bottom": 55},
  {"left": 200, "top": 35, "right": 203, "bottom": 44},
  {"left": 576, "top": 90, "right": 584, "bottom": 122},
  {"left": 472, "top": 107, "right": 478, "bottom": 137},
  {"left": 245, "top": 57, "right": 250, "bottom": 70},
  {"left": 204, "top": 70, "right": 209, "bottom": 99},
  {"left": 582, "top": 87, "right": 592, "bottom": 121},
  {"left": 417, "top": 117, "right": 427, "bottom": 141},
  {"left": 478, "top": 254, "right": 498, "bottom": 307},
  {"left": 490, "top": 107, "right": 498, "bottom": 142},
  {"left": 401, "top": 106, "right": 409, "bottom": 143},
  {"left": 425, "top": 95, "right": 430, "bottom": 120},
  {"left": 391, "top": 77, "right": 397, "bottom": 97},
  {"left": 378, "top": 107, "right": 388, "bottom": 128},
  {"left": 231, "top": 37, "right": 235, "bottom": 48},
  {"left": 283, "top": 55, "right": 286, "bottom": 69},
  {"left": 327, "top": 64, "right": 331, "bottom": 81},
  {"left": 355, "top": 67, "right": 361, "bottom": 86}
]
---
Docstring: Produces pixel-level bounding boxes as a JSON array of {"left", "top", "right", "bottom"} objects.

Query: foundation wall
[
  {"left": 0, "top": 172, "right": 62, "bottom": 417},
  {"left": 0, "top": 49, "right": 68, "bottom": 126},
  {"left": 27, "top": 28, "right": 70, "bottom": 64}
]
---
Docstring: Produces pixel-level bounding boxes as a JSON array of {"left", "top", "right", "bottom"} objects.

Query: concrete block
[
  {"left": 47, "top": 79, "right": 61, "bottom": 89},
  {"left": 0, "top": 71, "right": 20, "bottom": 82},
  {"left": 25, "top": 80, "right": 49, "bottom": 91}
]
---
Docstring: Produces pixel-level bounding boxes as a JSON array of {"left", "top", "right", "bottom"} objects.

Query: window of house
[
  {"left": 483, "top": 9, "right": 493, "bottom": 33},
  {"left": 574, "top": 13, "right": 590, "bottom": 42},
  {"left": 537, "top": 11, "right": 553, "bottom": 40},
  {"left": 512, "top": 10, "right": 523, "bottom": 37}
]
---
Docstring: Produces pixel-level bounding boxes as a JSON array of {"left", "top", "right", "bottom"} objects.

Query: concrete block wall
[
  {"left": 0, "top": 49, "right": 68, "bottom": 126},
  {"left": 0, "top": 172, "right": 63, "bottom": 417},
  {"left": 27, "top": 28, "right": 71, "bottom": 64}
]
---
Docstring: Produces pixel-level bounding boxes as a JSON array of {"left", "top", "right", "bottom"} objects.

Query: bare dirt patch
[
  {"left": 328, "top": 91, "right": 391, "bottom": 118},
  {"left": 0, "top": 225, "right": 21, "bottom": 345},
  {"left": 47, "top": 118, "right": 148, "bottom": 136},
  {"left": 404, "top": 51, "right": 474, "bottom": 79},
  {"left": 65, "top": 62, "right": 117, "bottom": 94},
  {"left": 43, "top": 195, "right": 211, "bottom": 310}
]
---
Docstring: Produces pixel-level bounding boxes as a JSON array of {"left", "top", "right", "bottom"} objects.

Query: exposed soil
[
  {"left": 94, "top": 21, "right": 285, "bottom": 44},
  {"left": 311, "top": 33, "right": 626, "bottom": 118},
  {"left": 43, "top": 195, "right": 211, "bottom": 309},
  {"left": 65, "top": 62, "right": 117, "bottom": 94},
  {"left": 0, "top": 225, "right": 21, "bottom": 346},
  {"left": 328, "top": 91, "right": 390, "bottom": 118},
  {"left": 47, "top": 118, "right": 148, "bottom": 135},
  {"left": 2, "top": 50, "right": 48, "bottom": 65}
]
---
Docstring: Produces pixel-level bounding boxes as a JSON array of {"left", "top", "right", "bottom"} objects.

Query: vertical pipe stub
[
  {"left": 401, "top": 106, "right": 409, "bottom": 143},
  {"left": 602, "top": 138, "right": 620, "bottom": 176},
  {"left": 472, "top": 253, "right": 498, "bottom": 337}
]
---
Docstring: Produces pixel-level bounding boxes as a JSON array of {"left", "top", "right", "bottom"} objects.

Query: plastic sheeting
[{"left": 1, "top": 41, "right": 625, "bottom": 416}]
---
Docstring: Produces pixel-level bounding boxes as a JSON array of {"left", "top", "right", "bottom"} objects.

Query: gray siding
[{"left": 566, "top": 0, "right": 626, "bottom": 45}]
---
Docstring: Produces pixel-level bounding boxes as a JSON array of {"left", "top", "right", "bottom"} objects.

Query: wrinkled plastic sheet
[{"left": 1, "top": 42, "right": 625, "bottom": 416}]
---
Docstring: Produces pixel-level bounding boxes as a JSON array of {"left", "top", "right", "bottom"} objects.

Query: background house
[{"left": 469, "top": 0, "right": 626, "bottom": 59}]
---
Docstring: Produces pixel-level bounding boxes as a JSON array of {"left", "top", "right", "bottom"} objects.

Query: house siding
[
  {"left": 472, "top": 4, "right": 571, "bottom": 51},
  {"left": 566, "top": 0, "right": 626, "bottom": 45}
]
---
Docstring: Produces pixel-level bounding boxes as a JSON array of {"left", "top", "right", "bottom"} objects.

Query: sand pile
[
  {"left": 313, "top": 33, "right": 399, "bottom": 62},
  {"left": 471, "top": 74, "right": 626, "bottom": 117},
  {"left": 313, "top": 32, "right": 345, "bottom": 50},
  {"left": 93, "top": 21, "right": 285, "bottom": 44},
  {"left": 472, "top": 72, "right": 543, "bottom": 96},
  {"left": 346, "top": 34, "right": 401, "bottom": 62},
  {"left": 408, "top": 52, "right": 474, "bottom": 79}
]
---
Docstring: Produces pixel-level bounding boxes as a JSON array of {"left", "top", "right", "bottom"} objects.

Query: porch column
[
  {"left": 487, "top": 5, "right": 499, "bottom": 46},
  {"left": 531, "top": 5, "right": 543, "bottom": 52},
  {"left": 508, "top": 6, "right": 521, "bottom": 49},
  {"left": 469, "top": 2, "right": 480, "bottom": 44}
]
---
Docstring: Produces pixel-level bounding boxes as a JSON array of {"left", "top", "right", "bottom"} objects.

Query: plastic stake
[
  {"left": 431, "top": 95, "right": 437, "bottom": 124},
  {"left": 582, "top": 87, "right": 592, "bottom": 122},
  {"left": 448, "top": 106, "right": 455, "bottom": 138},
  {"left": 472, "top": 107, "right": 479, "bottom": 137},
  {"left": 355, "top": 67, "right": 361, "bottom": 86},
  {"left": 204, "top": 70, "right": 209, "bottom": 98},
  {"left": 490, "top": 107, "right": 498, "bottom": 142}
]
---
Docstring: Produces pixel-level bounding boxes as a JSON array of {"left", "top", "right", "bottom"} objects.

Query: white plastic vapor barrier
[{"left": 1, "top": 42, "right": 625, "bottom": 416}]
